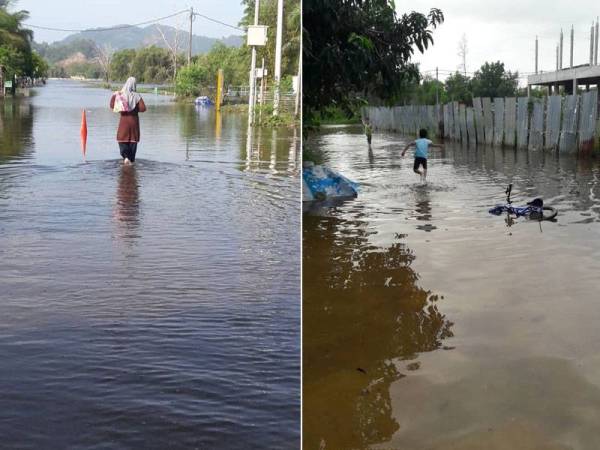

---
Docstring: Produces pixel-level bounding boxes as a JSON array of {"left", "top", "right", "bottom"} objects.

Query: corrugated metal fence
[{"left": 364, "top": 91, "right": 599, "bottom": 153}]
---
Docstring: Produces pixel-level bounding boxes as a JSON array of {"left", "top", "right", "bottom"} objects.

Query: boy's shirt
[
  {"left": 364, "top": 124, "right": 372, "bottom": 136},
  {"left": 414, "top": 138, "right": 432, "bottom": 158}
]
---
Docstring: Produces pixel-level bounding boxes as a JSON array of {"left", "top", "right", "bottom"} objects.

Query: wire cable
[
  {"left": 192, "top": 12, "right": 244, "bottom": 32},
  {"left": 24, "top": 9, "right": 190, "bottom": 33}
]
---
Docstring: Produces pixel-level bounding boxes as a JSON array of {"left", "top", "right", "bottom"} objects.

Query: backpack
[{"left": 113, "top": 92, "right": 130, "bottom": 113}]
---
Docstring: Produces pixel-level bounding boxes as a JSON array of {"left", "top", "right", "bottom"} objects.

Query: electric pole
[
  {"left": 248, "top": 0, "right": 260, "bottom": 126},
  {"left": 188, "top": 7, "right": 194, "bottom": 65},
  {"left": 435, "top": 67, "right": 439, "bottom": 105},
  {"left": 273, "top": 0, "right": 284, "bottom": 116}
]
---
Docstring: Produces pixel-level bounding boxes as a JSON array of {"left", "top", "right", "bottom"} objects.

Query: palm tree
[
  {"left": 0, "top": 0, "right": 33, "bottom": 51},
  {"left": 1, "top": 0, "right": 33, "bottom": 87}
]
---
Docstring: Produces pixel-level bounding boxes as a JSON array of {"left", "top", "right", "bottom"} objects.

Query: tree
[
  {"left": 240, "top": 0, "right": 301, "bottom": 90},
  {"left": 445, "top": 71, "right": 472, "bottom": 104},
  {"left": 471, "top": 61, "right": 518, "bottom": 99},
  {"left": 30, "top": 50, "right": 47, "bottom": 79},
  {"left": 155, "top": 23, "right": 182, "bottom": 84},
  {"left": 175, "top": 63, "right": 208, "bottom": 97},
  {"left": 95, "top": 43, "right": 113, "bottom": 83},
  {"left": 130, "top": 46, "right": 171, "bottom": 83},
  {"left": 457, "top": 34, "right": 467, "bottom": 76},
  {"left": 415, "top": 75, "right": 446, "bottom": 105},
  {"left": 110, "top": 48, "right": 136, "bottom": 81},
  {"left": 303, "top": 0, "right": 444, "bottom": 117},
  {"left": 1, "top": 0, "right": 33, "bottom": 78}
]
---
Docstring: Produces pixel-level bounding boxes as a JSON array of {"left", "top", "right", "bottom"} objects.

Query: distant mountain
[{"left": 37, "top": 24, "right": 244, "bottom": 56}]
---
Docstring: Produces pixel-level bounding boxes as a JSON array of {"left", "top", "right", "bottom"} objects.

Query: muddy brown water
[
  {"left": 0, "top": 80, "right": 300, "bottom": 449},
  {"left": 303, "top": 125, "right": 600, "bottom": 450}
]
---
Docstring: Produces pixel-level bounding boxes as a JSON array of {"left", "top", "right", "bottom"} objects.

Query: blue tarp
[{"left": 302, "top": 165, "right": 359, "bottom": 201}]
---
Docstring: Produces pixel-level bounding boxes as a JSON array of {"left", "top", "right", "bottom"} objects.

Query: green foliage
[
  {"left": 394, "top": 74, "right": 448, "bottom": 105},
  {"left": 0, "top": 0, "right": 35, "bottom": 78},
  {"left": 254, "top": 103, "right": 296, "bottom": 127},
  {"left": 470, "top": 61, "right": 518, "bottom": 99},
  {"left": 110, "top": 48, "right": 135, "bottom": 81},
  {"left": 309, "top": 105, "right": 361, "bottom": 126},
  {"left": 302, "top": 146, "right": 324, "bottom": 164},
  {"left": 30, "top": 50, "right": 47, "bottom": 78},
  {"left": 175, "top": 63, "right": 208, "bottom": 97},
  {"left": 445, "top": 71, "right": 472, "bottom": 104},
  {"left": 195, "top": 42, "right": 250, "bottom": 87},
  {"left": 0, "top": 44, "right": 24, "bottom": 77},
  {"left": 304, "top": 0, "right": 444, "bottom": 118},
  {"left": 66, "top": 61, "right": 102, "bottom": 79},
  {"left": 130, "top": 46, "right": 172, "bottom": 83},
  {"left": 32, "top": 39, "right": 98, "bottom": 64},
  {"left": 240, "top": 0, "right": 300, "bottom": 87}
]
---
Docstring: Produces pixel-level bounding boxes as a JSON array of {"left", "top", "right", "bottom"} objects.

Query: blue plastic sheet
[{"left": 302, "top": 165, "right": 359, "bottom": 201}]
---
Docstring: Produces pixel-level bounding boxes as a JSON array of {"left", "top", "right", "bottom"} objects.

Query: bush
[{"left": 175, "top": 64, "right": 208, "bottom": 98}]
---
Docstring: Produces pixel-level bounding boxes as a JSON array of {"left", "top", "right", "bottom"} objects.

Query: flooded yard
[
  {"left": 0, "top": 80, "right": 300, "bottom": 449},
  {"left": 303, "top": 125, "right": 600, "bottom": 449}
]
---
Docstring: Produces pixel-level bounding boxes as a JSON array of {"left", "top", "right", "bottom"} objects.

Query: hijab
[{"left": 120, "top": 77, "right": 142, "bottom": 111}]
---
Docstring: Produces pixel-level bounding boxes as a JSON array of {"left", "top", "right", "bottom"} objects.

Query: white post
[
  {"left": 188, "top": 7, "right": 193, "bottom": 65},
  {"left": 272, "top": 0, "right": 284, "bottom": 116},
  {"left": 248, "top": 0, "right": 260, "bottom": 126},
  {"left": 294, "top": 49, "right": 300, "bottom": 118},
  {"left": 535, "top": 36, "right": 539, "bottom": 74},
  {"left": 590, "top": 23, "right": 595, "bottom": 65},
  {"left": 559, "top": 29, "right": 563, "bottom": 69},
  {"left": 594, "top": 18, "right": 598, "bottom": 65},
  {"left": 259, "top": 58, "right": 265, "bottom": 123},
  {"left": 570, "top": 27, "right": 574, "bottom": 68}
]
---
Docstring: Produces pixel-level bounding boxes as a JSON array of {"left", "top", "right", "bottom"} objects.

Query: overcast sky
[
  {"left": 16, "top": 0, "right": 245, "bottom": 43},
  {"left": 405, "top": 0, "right": 600, "bottom": 85}
]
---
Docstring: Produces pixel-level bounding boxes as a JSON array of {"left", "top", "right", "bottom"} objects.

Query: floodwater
[
  {"left": 303, "top": 125, "right": 600, "bottom": 450},
  {"left": 0, "top": 80, "right": 300, "bottom": 449}
]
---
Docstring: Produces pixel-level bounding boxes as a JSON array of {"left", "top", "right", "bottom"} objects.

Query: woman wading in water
[{"left": 110, "top": 77, "right": 146, "bottom": 164}]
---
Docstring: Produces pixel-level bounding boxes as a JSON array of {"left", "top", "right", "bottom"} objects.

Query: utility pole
[
  {"left": 594, "top": 17, "right": 598, "bottom": 65},
  {"left": 559, "top": 29, "right": 563, "bottom": 69},
  {"left": 188, "top": 7, "right": 194, "bottom": 65},
  {"left": 248, "top": 0, "right": 260, "bottom": 126},
  {"left": 259, "top": 58, "right": 266, "bottom": 123},
  {"left": 273, "top": 0, "right": 284, "bottom": 116},
  {"left": 435, "top": 67, "right": 439, "bottom": 105},
  {"left": 535, "top": 36, "right": 539, "bottom": 74},
  {"left": 570, "top": 27, "right": 573, "bottom": 68},
  {"left": 591, "top": 22, "right": 595, "bottom": 65},
  {"left": 294, "top": 50, "right": 300, "bottom": 118}
]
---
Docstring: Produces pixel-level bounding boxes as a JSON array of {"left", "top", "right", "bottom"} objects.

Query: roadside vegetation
[{"left": 0, "top": 1, "right": 48, "bottom": 84}]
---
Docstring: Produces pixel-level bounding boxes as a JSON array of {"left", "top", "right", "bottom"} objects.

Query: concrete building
[{"left": 527, "top": 21, "right": 600, "bottom": 95}]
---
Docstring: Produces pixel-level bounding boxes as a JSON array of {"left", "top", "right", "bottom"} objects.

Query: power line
[
  {"left": 24, "top": 8, "right": 243, "bottom": 33},
  {"left": 24, "top": 9, "right": 188, "bottom": 32},
  {"left": 192, "top": 12, "right": 244, "bottom": 32}
]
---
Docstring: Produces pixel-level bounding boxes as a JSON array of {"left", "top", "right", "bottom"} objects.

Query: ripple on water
[{"left": 0, "top": 81, "right": 300, "bottom": 449}]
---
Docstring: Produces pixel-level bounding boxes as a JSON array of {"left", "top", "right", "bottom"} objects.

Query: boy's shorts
[{"left": 413, "top": 157, "right": 427, "bottom": 171}]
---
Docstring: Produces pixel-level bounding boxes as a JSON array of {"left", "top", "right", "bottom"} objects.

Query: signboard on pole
[
  {"left": 255, "top": 68, "right": 268, "bottom": 78},
  {"left": 247, "top": 26, "right": 268, "bottom": 46}
]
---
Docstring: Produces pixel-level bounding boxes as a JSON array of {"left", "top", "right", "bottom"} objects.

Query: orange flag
[{"left": 80, "top": 110, "right": 88, "bottom": 156}]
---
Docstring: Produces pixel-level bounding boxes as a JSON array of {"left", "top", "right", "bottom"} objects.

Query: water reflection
[
  {"left": 303, "top": 214, "right": 454, "bottom": 449},
  {"left": 0, "top": 99, "right": 34, "bottom": 164},
  {"left": 113, "top": 165, "right": 140, "bottom": 243}
]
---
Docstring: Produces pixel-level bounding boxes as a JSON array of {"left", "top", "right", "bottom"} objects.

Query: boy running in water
[
  {"left": 363, "top": 118, "right": 373, "bottom": 147},
  {"left": 401, "top": 129, "right": 443, "bottom": 182}
]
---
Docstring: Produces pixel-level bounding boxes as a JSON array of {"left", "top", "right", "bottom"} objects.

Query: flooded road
[
  {"left": 0, "top": 80, "right": 300, "bottom": 449},
  {"left": 303, "top": 125, "right": 600, "bottom": 449}
]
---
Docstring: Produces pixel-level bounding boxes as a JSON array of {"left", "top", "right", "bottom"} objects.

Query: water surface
[
  {"left": 303, "top": 125, "right": 600, "bottom": 450},
  {"left": 0, "top": 80, "right": 300, "bottom": 449}
]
